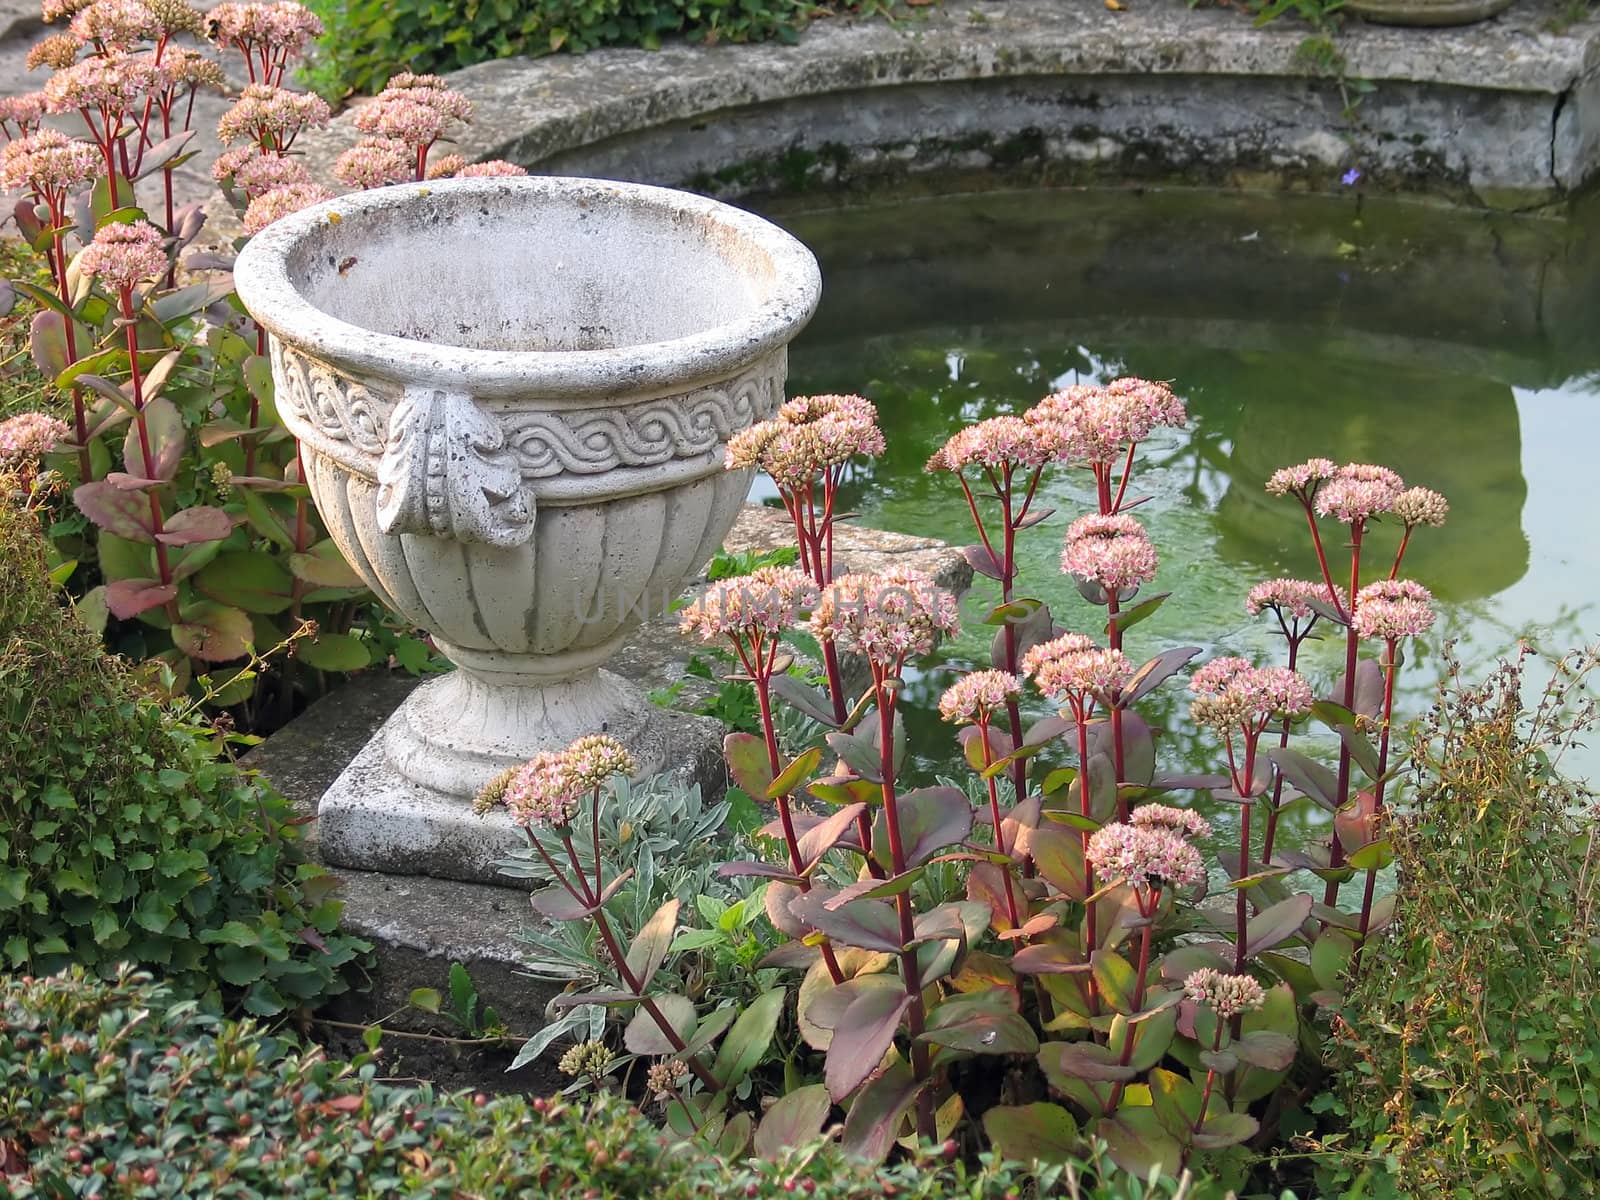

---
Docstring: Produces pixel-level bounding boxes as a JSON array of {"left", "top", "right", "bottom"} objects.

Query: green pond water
[{"left": 765, "top": 186, "right": 1600, "bottom": 854}]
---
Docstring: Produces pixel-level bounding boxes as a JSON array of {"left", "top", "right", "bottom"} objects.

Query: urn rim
[{"left": 232, "top": 175, "right": 822, "bottom": 401}]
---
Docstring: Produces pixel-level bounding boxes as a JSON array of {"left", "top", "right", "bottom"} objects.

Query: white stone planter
[{"left": 234, "top": 176, "right": 821, "bottom": 881}]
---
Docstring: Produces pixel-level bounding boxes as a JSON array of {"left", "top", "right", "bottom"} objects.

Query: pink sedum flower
[
  {"left": 44, "top": 52, "right": 160, "bottom": 115},
  {"left": 1392, "top": 486, "right": 1448, "bottom": 529},
  {"left": 498, "top": 751, "right": 581, "bottom": 829},
  {"left": 1022, "top": 633, "right": 1132, "bottom": 706},
  {"left": 241, "top": 181, "right": 332, "bottom": 233},
  {"left": 0, "top": 92, "right": 48, "bottom": 135},
  {"left": 1265, "top": 457, "right": 1338, "bottom": 500},
  {"left": 43, "top": 0, "right": 93, "bottom": 21},
  {"left": 938, "top": 669, "right": 1023, "bottom": 725},
  {"left": 679, "top": 566, "right": 818, "bottom": 641},
  {"left": 1025, "top": 376, "right": 1186, "bottom": 466},
  {"left": 353, "top": 76, "right": 472, "bottom": 149},
  {"left": 1061, "top": 512, "right": 1158, "bottom": 594},
  {"left": 230, "top": 152, "right": 312, "bottom": 197},
  {"left": 1189, "top": 658, "right": 1313, "bottom": 732},
  {"left": 927, "top": 414, "right": 1050, "bottom": 472},
  {"left": 1129, "top": 803, "right": 1212, "bottom": 840},
  {"left": 1183, "top": 968, "right": 1266, "bottom": 1018},
  {"left": 1352, "top": 579, "right": 1435, "bottom": 641},
  {"left": 809, "top": 567, "right": 959, "bottom": 667},
  {"left": 333, "top": 136, "right": 413, "bottom": 188},
  {"left": 1086, "top": 821, "right": 1204, "bottom": 891},
  {"left": 217, "top": 84, "right": 330, "bottom": 150},
  {"left": 78, "top": 219, "right": 166, "bottom": 291},
  {"left": 1314, "top": 463, "right": 1405, "bottom": 525},
  {"left": 459, "top": 159, "right": 527, "bottom": 177},
  {"left": 26, "top": 33, "right": 81, "bottom": 70},
  {"left": 0, "top": 129, "right": 100, "bottom": 196},
  {"left": 69, "top": 0, "right": 160, "bottom": 48},
  {"left": 0, "top": 413, "right": 69, "bottom": 470},
  {"left": 563, "top": 734, "right": 634, "bottom": 792},
  {"left": 725, "top": 394, "right": 883, "bottom": 488},
  {"left": 1246, "top": 578, "right": 1347, "bottom": 623}
]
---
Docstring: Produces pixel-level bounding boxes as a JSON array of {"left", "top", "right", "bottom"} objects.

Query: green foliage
[
  {"left": 0, "top": 966, "right": 1232, "bottom": 1199},
  {"left": 301, "top": 0, "right": 870, "bottom": 99},
  {"left": 0, "top": 499, "right": 368, "bottom": 1014},
  {"left": 408, "top": 961, "right": 506, "bottom": 1038},
  {"left": 1325, "top": 647, "right": 1600, "bottom": 1199}
]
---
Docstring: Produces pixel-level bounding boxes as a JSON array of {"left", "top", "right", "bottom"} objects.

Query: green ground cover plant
[
  {"left": 0, "top": 965, "right": 1234, "bottom": 1199},
  {"left": 301, "top": 0, "right": 896, "bottom": 100},
  {"left": 1320, "top": 645, "right": 1600, "bottom": 1198},
  {"left": 0, "top": 490, "right": 367, "bottom": 1013}
]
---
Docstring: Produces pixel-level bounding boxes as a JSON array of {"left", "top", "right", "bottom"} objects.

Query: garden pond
[{"left": 769, "top": 185, "right": 1600, "bottom": 853}]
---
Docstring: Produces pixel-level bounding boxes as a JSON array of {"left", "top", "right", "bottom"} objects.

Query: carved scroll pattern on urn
[
  {"left": 503, "top": 367, "right": 784, "bottom": 477},
  {"left": 272, "top": 345, "right": 783, "bottom": 481}
]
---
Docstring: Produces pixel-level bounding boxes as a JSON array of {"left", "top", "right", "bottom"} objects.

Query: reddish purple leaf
[
  {"left": 122, "top": 397, "right": 185, "bottom": 483},
  {"left": 825, "top": 987, "right": 912, "bottom": 1100},
  {"left": 156, "top": 506, "right": 233, "bottom": 546},
  {"left": 789, "top": 893, "right": 903, "bottom": 954},
  {"left": 839, "top": 1061, "right": 923, "bottom": 1164},
  {"left": 104, "top": 577, "right": 176, "bottom": 619},
  {"left": 105, "top": 472, "right": 161, "bottom": 492},
  {"left": 170, "top": 603, "right": 252, "bottom": 663},
  {"left": 29, "top": 310, "right": 68, "bottom": 377},
  {"left": 74, "top": 480, "right": 156, "bottom": 544}
]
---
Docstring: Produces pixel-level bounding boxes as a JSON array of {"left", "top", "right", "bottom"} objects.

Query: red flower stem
[
  {"left": 1075, "top": 704, "right": 1100, "bottom": 1010},
  {"left": 590, "top": 787, "right": 604, "bottom": 898},
  {"left": 1299, "top": 499, "right": 1345, "bottom": 618},
  {"left": 998, "top": 467, "right": 1029, "bottom": 800},
  {"left": 1324, "top": 523, "right": 1364, "bottom": 909},
  {"left": 1389, "top": 527, "right": 1413, "bottom": 580},
  {"left": 976, "top": 716, "right": 1022, "bottom": 929},
  {"left": 1193, "top": 1020, "right": 1226, "bottom": 1133},
  {"left": 875, "top": 672, "right": 935, "bottom": 1141},
  {"left": 742, "top": 638, "right": 847, "bottom": 983},
  {"left": 1109, "top": 440, "right": 1138, "bottom": 514},
  {"left": 1104, "top": 888, "right": 1159, "bottom": 1113},
  {"left": 1355, "top": 643, "right": 1400, "bottom": 945},
  {"left": 587, "top": 903, "right": 721, "bottom": 1091},
  {"left": 956, "top": 474, "right": 1000, "bottom": 569},
  {"left": 1261, "top": 636, "right": 1301, "bottom": 864},
  {"left": 45, "top": 216, "right": 93, "bottom": 481},
  {"left": 121, "top": 289, "right": 177, "bottom": 616}
]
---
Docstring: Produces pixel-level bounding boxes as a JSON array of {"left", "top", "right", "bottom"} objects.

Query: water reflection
[{"left": 766, "top": 185, "right": 1600, "bottom": 817}]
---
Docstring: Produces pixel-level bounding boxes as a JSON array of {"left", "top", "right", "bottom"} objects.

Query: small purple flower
[{"left": 1341, "top": 167, "right": 1363, "bottom": 186}]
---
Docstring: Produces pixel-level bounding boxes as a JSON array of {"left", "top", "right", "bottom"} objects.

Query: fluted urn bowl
[{"left": 235, "top": 176, "right": 821, "bottom": 807}]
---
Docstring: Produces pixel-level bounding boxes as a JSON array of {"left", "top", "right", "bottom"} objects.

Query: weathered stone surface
[{"left": 293, "top": 0, "right": 1600, "bottom": 207}]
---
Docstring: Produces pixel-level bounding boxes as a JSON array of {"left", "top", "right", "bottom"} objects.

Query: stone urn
[{"left": 233, "top": 176, "right": 821, "bottom": 882}]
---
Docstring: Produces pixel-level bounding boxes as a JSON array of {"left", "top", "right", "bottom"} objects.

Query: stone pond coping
[
  {"left": 296, "top": 0, "right": 1600, "bottom": 209},
  {"left": 244, "top": 503, "right": 971, "bottom": 1066}
]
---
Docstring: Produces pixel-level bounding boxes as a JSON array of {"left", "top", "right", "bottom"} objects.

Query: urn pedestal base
[{"left": 315, "top": 670, "right": 725, "bottom": 885}]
